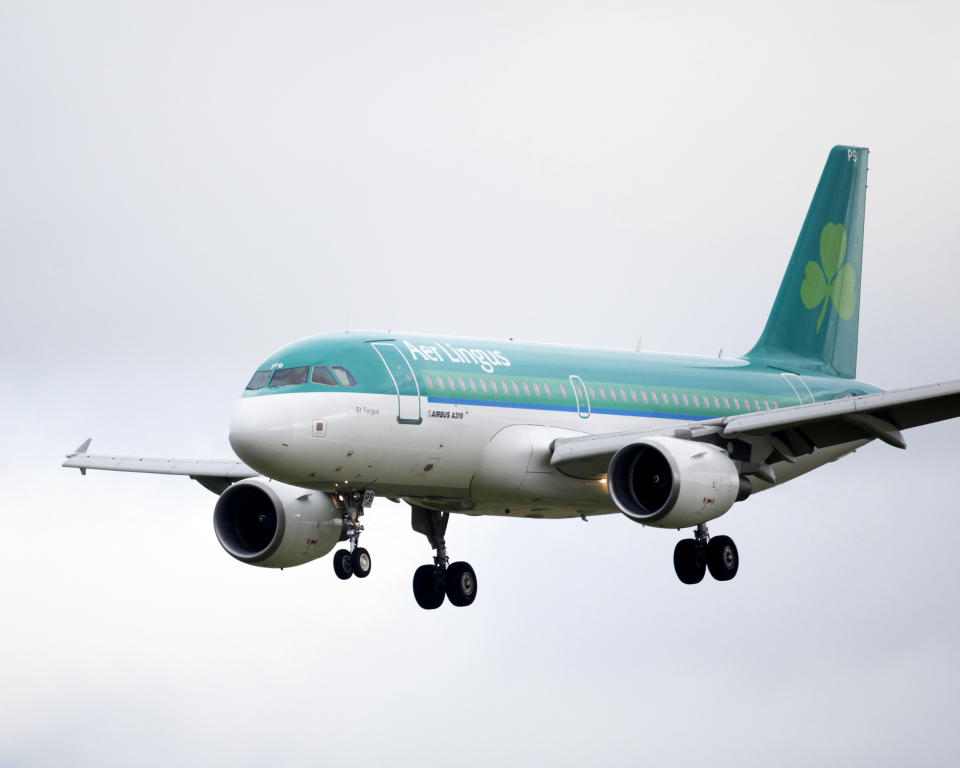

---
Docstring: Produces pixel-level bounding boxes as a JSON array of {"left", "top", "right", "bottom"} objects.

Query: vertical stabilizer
[{"left": 745, "top": 146, "right": 868, "bottom": 378}]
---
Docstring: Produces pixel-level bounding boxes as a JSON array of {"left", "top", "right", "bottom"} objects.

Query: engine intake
[
  {"left": 608, "top": 437, "right": 744, "bottom": 528},
  {"left": 214, "top": 479, "right": 342, "bottom": 568}
]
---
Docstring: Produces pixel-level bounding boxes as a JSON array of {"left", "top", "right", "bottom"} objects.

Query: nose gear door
[{"left": 370, "top": 342, "right": 423, "bottom": 424}]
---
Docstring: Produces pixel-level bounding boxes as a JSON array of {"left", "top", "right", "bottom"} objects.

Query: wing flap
[{"left": 721, "top": 379, "right": 960, "bottom": 445}]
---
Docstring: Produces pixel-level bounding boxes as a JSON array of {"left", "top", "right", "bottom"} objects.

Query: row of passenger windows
[
  {"left": 246, "top": 365, "right": 358, "bottom": 390},
  {"left": 423, "top": 373, "right": 780, "bottom": 412}
]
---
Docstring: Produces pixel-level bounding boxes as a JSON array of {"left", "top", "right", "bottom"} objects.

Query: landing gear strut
[
  {"left": 411, "top": 506, "right": 477, "bottom": 609},
  {"left": 332, "top": 490, "right": 375, "bottom": 580},
  {"left": 673, "top": 523, "right": 739, "bottom": 584}
]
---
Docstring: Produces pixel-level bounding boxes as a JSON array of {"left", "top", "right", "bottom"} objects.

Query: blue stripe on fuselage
[{"left": 426, "top": 396, "right": 711, "bottom": 421}]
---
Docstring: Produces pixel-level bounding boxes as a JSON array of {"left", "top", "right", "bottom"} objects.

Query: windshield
[
  {"left": 269, "top": 366, "right": 309, "bottom": 387},
  {"left": 245, "top": 371, "right": 272, "bottom": 390}
]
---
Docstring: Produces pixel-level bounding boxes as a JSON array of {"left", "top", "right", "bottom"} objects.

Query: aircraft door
[
  {"left": 781, "top": 372, "right": 816, "bottom": 405},
  {"left": 370, "top": 342, "right": 423, "bottom": 424},
  {"left": 569, "top": 375, "right": 591, "bottom": 419}
]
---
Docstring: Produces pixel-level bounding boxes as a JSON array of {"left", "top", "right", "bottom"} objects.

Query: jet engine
[
  {"left": 213, "top": 478, "right": 343, "bottom": 568},
  {"left": 607, "top": 437, "right": 750, "bottom": 528}
]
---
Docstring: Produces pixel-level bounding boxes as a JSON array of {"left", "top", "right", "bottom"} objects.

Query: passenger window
[
  {"left": 480, "top": 379, "right": 488, "bottom": 393},
  {"left": 501, "top": 381, "right": 509, "bottom": 394},
  {"left": 713, "top": 396, "right": 720, "bottom": 408},
  {"left": 246, "top": 371, "right": 271, "bottom": 390},
  {"left": 651, "top": 392, "right": 658, "bottom": 404},
  {"left": 723, "top": 397, "right": 730, "bottom": 409},
  {"left": 426, "top": 375, "right": 435, "bottom": 388},
  {"left": 641, "top": 390, "right": 649, "bottom": 404},
  {"left": 470, "top": 378, "right": 478, "bottom": 392},
  {"left": 631, "top": 390, "right": 638, "bottom": 403},
  {"left": 763, "top": 400, "right": 770, "bottom": 410},
  {"left": 589, "top": 387, "right": 597, "bottom": 399},
  {"left": 270, "top": 366, "right": 309, "bottom": 387},
  {"left": 512, "top": 381, "right": 520, "bottom": 395},
  {"left": 682, "top": 393, "right": 689, "bottom": 406},
  {"left": 609, "top": 388, "right": 616, "bottom": 401},
  {"left": 599, "top": 388, "right": 607, "bottom": 401},
  {"left": 543, "top": 382, "right": 552, "bottom": 397},
  {"left": 733, "top": 397, "right": 741, "bottom": 409},
  {"left": 743, "top": 399, "right": 751, "bottom": 411},
  {"left": 533, "top": 382, "right": 541, "bottom": 397},
  {"left": 672, "top": 393, "right": 679, "bottom": 406},
  {"left": 661, "top": 392, "right": 668, "bottom": 404},
  {"left": 311, "top": 366, "right": 338, "bottom": 386},
  {"left": 459, "top": 377, "right": 467, "bottom": 391},
  {"left": 331, "top": 366, "right": 357, "bottom": 387},
  {"left": 559, "top": 383, "right": 567, "bottom": 398},
  {"left": 692, "top": 394, "right": 700, "bottom": 407},
  {"left": 754, "top": 399, "right": 761, "bottom": 410},
  {"left": 448, "top": 376, "right": 456, "bottom": 390},
  {"left": 437, "top": 376, "right": 445, "bottom": 390},
  {"left": 522, "top": 382, "right": 530, "bottom": 396},
  {"left": 620, "top": 388, "right": 627, "bottom": 401},
  {"left": 773, "top": 401, "right": 780, "bottom": 409}
]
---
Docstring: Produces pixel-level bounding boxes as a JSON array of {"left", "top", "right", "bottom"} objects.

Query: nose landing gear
[
  {"left": 411, "top": 506, "right": 477, "bottom": 609},
  {"left": 673, "top": 523, "right": 739, "bottom": 584},
  {"left": 332, "top": 490, "right": 375, "bottom": 580}
]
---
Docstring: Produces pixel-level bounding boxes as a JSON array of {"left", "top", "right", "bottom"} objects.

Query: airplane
[{"left": 63, "top": 145, "right": 960, "bottom": 609}]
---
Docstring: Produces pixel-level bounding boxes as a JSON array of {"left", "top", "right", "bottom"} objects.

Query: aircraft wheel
[
  {"left": 707, "top": 535, "right": 739, "bottom": 581},
  {"left": 445, "top": 561, "right": 477, "bottom": 607},
  {"left": 352, "top": 547, "right": 372, "bottom": 578},
  {"left": 333, "top": 549, "right": 353, "bottom": 580},
  {"left": 413, "top": 564, "right": 445, "bottom": 610},
  {"left": 673, "top": 539, "right": 706, "bottom": 584}
]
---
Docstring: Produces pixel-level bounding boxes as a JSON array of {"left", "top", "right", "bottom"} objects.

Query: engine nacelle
[
  {"left": 608, "top": 437, "right": 748, "bottom": 528},
  {"left": 213, "top": 478, "right": 342, "bottom": 568}
]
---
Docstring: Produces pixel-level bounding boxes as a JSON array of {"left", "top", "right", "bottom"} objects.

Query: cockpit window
[
  {"left": 269, "top": 366, "right": 309, "bottom": 387},
  {"left": 331, "top": 366, "right": 357, "bottom": 387},
  {"left": 311, "top": 366, "right": 338, "bottom": 386},
  {"left": 246, "top": 370, "right": 272, "bottom": 390}
]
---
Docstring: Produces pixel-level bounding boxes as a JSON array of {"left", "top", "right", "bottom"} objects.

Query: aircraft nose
[{"left": 228, "top": 396, "right": 293, "bottom": 476}]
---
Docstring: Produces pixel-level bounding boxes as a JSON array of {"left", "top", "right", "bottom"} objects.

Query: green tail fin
[{"left": 745, "top": 145, "right": 868, "bottom": 378}]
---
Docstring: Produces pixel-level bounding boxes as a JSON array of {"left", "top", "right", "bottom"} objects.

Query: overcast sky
[{"left": 3, "top": 1, "right": 960, "bottom": 765}]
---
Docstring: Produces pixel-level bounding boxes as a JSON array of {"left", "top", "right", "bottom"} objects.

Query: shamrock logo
[{"left": 800, "top": 222, "right": 857, "bottom": 332}]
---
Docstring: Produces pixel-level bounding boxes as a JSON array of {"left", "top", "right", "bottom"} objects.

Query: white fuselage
[{"left": 228, "top": 390, "right": 859, "bottom": 520}]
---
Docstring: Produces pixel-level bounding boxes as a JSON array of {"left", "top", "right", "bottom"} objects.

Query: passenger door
[
  {"left": 370, "top": 342, "right": 423, "bottom": 424},
  {"left": 569, "top": 375, "right": 591, "bottom": 419}
]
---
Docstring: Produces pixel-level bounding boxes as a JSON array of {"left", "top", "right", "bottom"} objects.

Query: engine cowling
[
  {"left": 213, "top": 479, "right": 343, "bottom": 568},
  {"left": 607, "top": 437, "right": 749, "bottom": 528}
]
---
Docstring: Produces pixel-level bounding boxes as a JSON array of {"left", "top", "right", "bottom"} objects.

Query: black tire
[
  {"left": 707, "top": 535, "right": 739, "bottom": 581},
  {"left": 445, "top": 561, "right": 478, "bottom": 607},
  {"left": 673, "top": 539, "right": 706, "bottom": 585},
  {"left": 413, "top": 564, "right": 445, "bottom": 609},
  {"left": 333, "top": 549, "right": 353, "bottom": 580},
  {"left": 352, "top": 547, "right": 372, "bottom": 578}
]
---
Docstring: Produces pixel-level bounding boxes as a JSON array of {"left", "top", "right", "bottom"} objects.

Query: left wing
[
  {"left": 550, "top": 379, "right": 960, "bottom": 479},
  {"left": 62, "top": 439, "right": 258, "bottom": 494}
]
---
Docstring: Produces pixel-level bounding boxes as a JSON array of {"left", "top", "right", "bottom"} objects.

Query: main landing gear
[
  {"left": 332, "top": 490, "right": 374, "bottom": 581},
  {"left": 673, "top": 523, "right": 739, "bottom": 584},
  {"left": 411, "top": 506, "right": 477, "bottom": 609}
]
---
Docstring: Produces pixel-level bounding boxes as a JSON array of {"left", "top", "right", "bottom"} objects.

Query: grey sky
[{"left": 2, "top": 1, "right": 959, "bottom": 765}]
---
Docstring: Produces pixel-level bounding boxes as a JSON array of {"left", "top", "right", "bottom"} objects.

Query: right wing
[
  {"left": 550, "top": 379, "right": 960, "bottom": 479},
  {"left": 62, "top": 439, "right": 258, "bottom": 495}
]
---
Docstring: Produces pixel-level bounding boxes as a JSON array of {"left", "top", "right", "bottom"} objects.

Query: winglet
[
  {"left": 68, "top": 438, "right": 92, "bottom": 457},
  {"left": 67, "top": 438, "right": 92, "bottom": 474}
]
